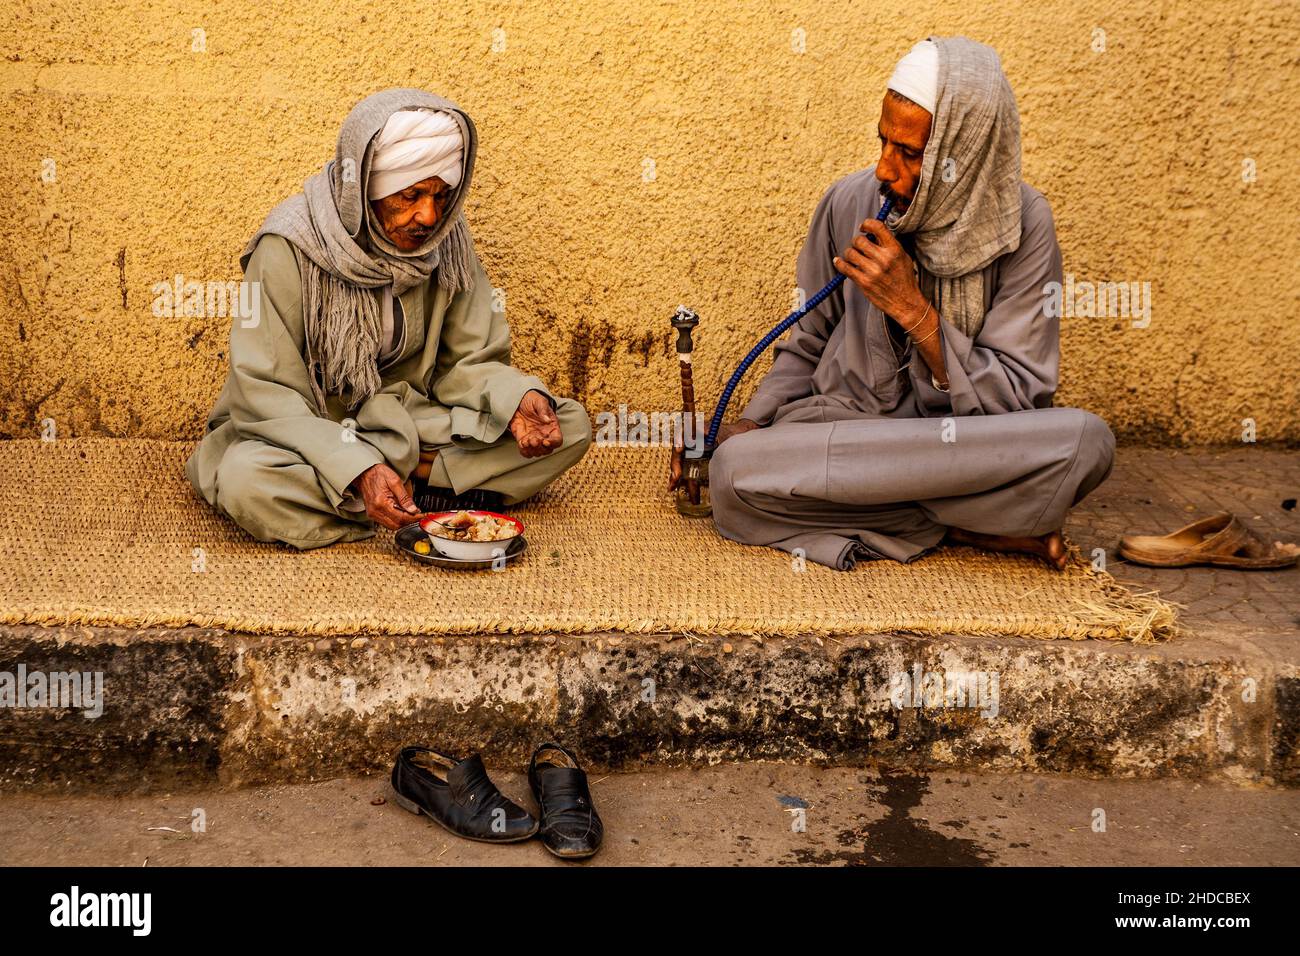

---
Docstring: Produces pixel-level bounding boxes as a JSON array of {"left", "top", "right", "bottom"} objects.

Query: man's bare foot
[{"left": 946, "top": 527, "right": 1069, "bottom": 571}]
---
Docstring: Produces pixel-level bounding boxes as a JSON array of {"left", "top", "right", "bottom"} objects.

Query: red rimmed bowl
[{"left": 418, "top": 510, "right": 524, "bottom": 560}]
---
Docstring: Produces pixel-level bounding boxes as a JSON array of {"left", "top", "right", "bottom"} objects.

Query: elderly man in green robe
[{"left": 186, "top": 88, "right": 591, "bottom": 549}]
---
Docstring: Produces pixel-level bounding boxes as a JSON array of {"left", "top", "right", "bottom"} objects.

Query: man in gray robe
[{"left": 709, "top": 37, "right": 1115, "bottom": 571}]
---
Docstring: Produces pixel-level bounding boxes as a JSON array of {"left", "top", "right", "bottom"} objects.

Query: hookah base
[{"left": 673, "top": 452, "right": 712, "bottom": 518}]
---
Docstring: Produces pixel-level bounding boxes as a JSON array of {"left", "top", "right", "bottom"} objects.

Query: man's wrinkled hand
[
  {"left": 354, "top": 463, "right": 422, "bottom": 531},
  {"left": 509, "top": 389, "right": 562, "bottom": 459},
  {"left": 833, "top": 219, "right": 927, "bottom": 321},
  {"left": 667, "top": 439, "right": 685, "bottom": 492},
  {"left": 716, "top": 418, "right": 760, "bottom": 446},
  {"left": 672, "top": 419, "right": 759, "bottom": 491}
]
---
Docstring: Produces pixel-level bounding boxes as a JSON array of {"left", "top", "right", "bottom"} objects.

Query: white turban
[
  {"left": 366, "top": 108, "right": 464, "bottom": 200},
  {"left": 886, "top": 40, "right": 940, "bottom": 115}
]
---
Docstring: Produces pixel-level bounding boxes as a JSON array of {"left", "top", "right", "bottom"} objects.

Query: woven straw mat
[{"left": 0, "top": 439, "right": 1176, "bottom": 642}]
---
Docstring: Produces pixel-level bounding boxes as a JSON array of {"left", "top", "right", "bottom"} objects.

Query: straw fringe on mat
[{"left": 0, "top": 439, "right": 1177, "bottom": 643}]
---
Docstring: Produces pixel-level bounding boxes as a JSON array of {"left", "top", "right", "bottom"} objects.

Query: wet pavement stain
[{"left": 787, "top": 772, "right": 994, "bottom": 866}]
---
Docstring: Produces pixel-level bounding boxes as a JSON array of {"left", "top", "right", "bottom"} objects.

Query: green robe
[{"left": 185, "top": 233, "right": 591, "bottom": 548}]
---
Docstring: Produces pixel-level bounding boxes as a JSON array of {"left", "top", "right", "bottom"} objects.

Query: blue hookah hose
[{"left": 704, "top": 197, "right": 895, "bottom": 449}]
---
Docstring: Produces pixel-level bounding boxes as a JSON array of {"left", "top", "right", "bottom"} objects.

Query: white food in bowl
[{"left": 419, "top": 510, "right": 523, "bottom": 560}]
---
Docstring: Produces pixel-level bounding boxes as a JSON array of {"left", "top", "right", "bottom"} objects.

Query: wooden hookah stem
[{"left": 671, "top": 307, "right": 703, "bottom": 505}]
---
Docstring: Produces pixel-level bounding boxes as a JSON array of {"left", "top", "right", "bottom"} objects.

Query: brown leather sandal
[{"left": 1119, "top": 512, "right": 1300, "bottom": 569}]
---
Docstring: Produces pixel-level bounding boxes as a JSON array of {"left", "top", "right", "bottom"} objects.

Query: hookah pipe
[
  {"left": 702, "top": 195, "right": 896, "bottom": 449},
  {"left": 670, "top": 305, "right": 702, "bottom": 504},
  {"left": 668, "top": 195, "right": 897, "bottom": 514}
]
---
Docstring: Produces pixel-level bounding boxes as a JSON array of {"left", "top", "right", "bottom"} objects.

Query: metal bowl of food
[{"left": 418, "top": 510, "right": 524, "bottom": 560}]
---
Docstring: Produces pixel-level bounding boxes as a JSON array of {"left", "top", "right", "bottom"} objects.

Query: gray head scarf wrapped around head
[
  {"left": 892, "top": 36, "right": 1022, "bottom": 340},
  {"left": 241, "top": 88, "right": 478, "bottom": 414}
]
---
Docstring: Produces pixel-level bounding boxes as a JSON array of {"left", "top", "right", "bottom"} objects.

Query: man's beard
[{"left": 881, "top": 183, "right": 912, "bottom": 209}]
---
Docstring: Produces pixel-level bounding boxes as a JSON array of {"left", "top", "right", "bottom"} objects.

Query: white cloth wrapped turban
[
  {"left": 366, "top": 108, "right": 464, "bottom": 199},
  {"left": 886, "top": 40, "right": 940, "bottom": 114}
]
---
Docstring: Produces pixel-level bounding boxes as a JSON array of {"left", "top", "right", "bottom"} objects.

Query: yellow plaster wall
[{"left": 2, "top": 0, "right": 1297, "bottom": 444}]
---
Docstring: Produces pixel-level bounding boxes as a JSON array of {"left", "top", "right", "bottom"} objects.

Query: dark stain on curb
[
  {"left": 0, "top": 630, "right": 233, "bottom": 794},
  {"left": 1273, "top": 676, "right": 1300, "bottom": 785}
]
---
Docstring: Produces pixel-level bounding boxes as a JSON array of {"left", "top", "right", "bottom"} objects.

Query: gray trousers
[{"left": 709, "top": 406, "right": 1115, "bottom": 570}]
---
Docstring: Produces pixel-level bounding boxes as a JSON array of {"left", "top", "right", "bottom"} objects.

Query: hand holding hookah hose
[{"left": 703, "top": 196, "right": 896, "bottom": 450}]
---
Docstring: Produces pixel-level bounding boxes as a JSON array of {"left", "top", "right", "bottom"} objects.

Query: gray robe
[{"left": 710, "top": 172, "right": 1115, "bottom": 570}]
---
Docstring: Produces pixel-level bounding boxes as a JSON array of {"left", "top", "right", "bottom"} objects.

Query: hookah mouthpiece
[{"left": 880, "top": 196, "right": 903, "bottom": 230}]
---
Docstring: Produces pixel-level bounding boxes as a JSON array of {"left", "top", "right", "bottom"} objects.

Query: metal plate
[{"left": 393, "top": 523, "right": 528, "bottom": 571}]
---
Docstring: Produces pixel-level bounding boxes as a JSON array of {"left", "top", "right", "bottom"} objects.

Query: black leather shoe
[
  {"left": 527, "top": 743, "right": 603, "bottom": 860},
  {"left": 391, "top": 747, "right": 538, "bottom": 843}
]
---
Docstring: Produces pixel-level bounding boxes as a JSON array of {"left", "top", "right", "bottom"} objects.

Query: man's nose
[
  {"left": 414, "top": 197, "right": 440, "bottom": 227},
  {"left": 878, "top": 145, "right": 905, "bottom": 183}
]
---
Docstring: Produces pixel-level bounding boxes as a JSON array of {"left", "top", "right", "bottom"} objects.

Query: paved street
[{"left": 1, "top": 763, "right": 1297, "bottom": 866}]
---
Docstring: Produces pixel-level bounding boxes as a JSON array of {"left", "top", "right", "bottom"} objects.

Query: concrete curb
[{"left": 1, "top": 623, "right": 1296, "bottom": 793}]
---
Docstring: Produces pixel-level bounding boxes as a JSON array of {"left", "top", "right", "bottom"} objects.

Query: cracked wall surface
[{"left": 2, "top": 1, "right": 1297, "bottom": 444}]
